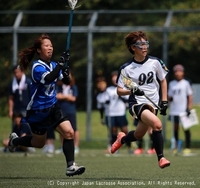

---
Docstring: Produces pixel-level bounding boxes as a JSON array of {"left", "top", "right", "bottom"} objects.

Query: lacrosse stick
[
  {"left": 66, "top": 0, "right": 79, "bottom": 51},
  {"left": 120, "top": 69, "right": 161, "bottom": 110}
]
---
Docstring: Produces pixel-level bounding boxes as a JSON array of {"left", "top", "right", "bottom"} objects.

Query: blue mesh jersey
[{"left": 27, "top": 59, "right": 63, "bottom": 110}]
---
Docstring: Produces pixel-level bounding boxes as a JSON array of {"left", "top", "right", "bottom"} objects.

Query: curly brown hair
[{"left": 125, "top": 31, "right": 148, "bottom": 54}]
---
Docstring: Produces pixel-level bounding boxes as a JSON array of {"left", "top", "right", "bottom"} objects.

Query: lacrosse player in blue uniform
[
  {"left": 111, "top": 31, "right": 170, "bottom": 169},
  {"left": 8, "top": 34, "right": 85, "bottom": 176}
]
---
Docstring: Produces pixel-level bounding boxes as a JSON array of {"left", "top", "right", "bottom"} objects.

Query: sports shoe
[
  {"left": 147, "top": 148, "right": 156, "bottom": 154},
  {"left": 66, "top": 163, "right": 85, "bottom": 177},
  {"left": 110, "top": 132, "right": 125, "bottom": 154},
  {"left": 55, "top": 148, "right": 63, "bottom": 154},
  {"left": 158, "top": 157, "right": 170, "bottom": 169},
  {"left": 8, "top": 133, "right": 18, "bottom": 152},
  {"left": 172, "top": 148, "right": 178, "bottom": 156},
  {"left": 183, "top": 148, "right": 191, "bottom": 154},
  {"left": 134, "top": 148, "right": 143, "bottom": 155}
]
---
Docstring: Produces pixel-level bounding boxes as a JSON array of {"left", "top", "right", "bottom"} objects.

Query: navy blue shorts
[
  {"left": 24, "top": 103, "right": 67, "bottom": 135},
  {"left": 105, "top": 115, "right": 128, "bottom": 127},
  {"left": 169, "top": 115, "right": 179, "bottom": 124},
  {"left": 63, "top": 113, "right": 77, "bottom": 131}
]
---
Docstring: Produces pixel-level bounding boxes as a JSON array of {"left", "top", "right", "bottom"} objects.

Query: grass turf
[
  {"left": 1, "top": 108, "right": 200, "bottom": 187},
  {"left": 0, "top": 149, "right": 199, "bottom": 188}
]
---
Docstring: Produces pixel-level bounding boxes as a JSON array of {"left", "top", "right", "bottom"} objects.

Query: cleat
[
  {"left": 158, "top": 157, "right": 170, "bottom": 169},
  {"left": 147, "top": 148, "right": 156, "bottom": 154},
  {"left": 66, "top": 163, "right": 85, "bottom": 177},
  {"left": 55, "top": 148, "right": 63, "bottom": 154},
  {"left": 110, "top": 132, "right": 125, "bottom": 154},
  {"left": 134, "top": 148, "right": 144, "bottom": 155},
  {"left": 172, "top": 148, "right": 178, "bottom": 156},
  {"left": 183, "top": 148, "right": 191, "bottom": 154},
  {"left": 8, "top": 133, "right": 18, "bottom": 152}
]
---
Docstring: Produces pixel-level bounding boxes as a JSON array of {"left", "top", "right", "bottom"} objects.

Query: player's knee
[
  {"left": 152, "top": 120, "right": 162, "bottom": 131},
  {"left": 63, "top": 129, "right": 74, "bottom": 139}
]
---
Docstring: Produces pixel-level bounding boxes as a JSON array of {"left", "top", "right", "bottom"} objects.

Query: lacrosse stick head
[
  {"left": 120, "top": 69, "right": 138, "bottom": 90},
  {"left": 68, "top": 0, "right": 78, "bottom": 10}
]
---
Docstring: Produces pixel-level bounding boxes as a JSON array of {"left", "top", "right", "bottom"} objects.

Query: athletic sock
[
  {"left": 149, "top": 134, "right": 154, "bottom": 149},
  {"left": 121, "top": 130, "right": 137, "bottom": 144},
  {"left": 184, "top": 130, "right": 191, "bottom": 148},
  {"left": 137, "top": 139, "right": 143, "bottom": 148},
  {"left": 13, "top": 136, "right": 33, "bottom": 147},
  {"left": 63, "top": 139, "right": 75, "bottom": 167},
  {"left": 151, "top": 130, "right": 164, "bottom": 161},
  {"left": 174, "top": 130, "right": 179, "bottom": 142},
  {"left": 111, "top": 134, "right": 117, "bottom": 145}
]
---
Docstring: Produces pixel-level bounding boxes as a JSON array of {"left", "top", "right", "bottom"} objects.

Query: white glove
[{"left": 129, "top": 82, "right": 138, "bottom": 92}]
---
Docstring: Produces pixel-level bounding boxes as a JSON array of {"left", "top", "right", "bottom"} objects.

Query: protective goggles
[{"left": 132, "top": 41, "right": 149, "bottom": 50}]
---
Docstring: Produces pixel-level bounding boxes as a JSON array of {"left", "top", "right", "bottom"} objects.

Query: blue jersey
[{"left": 27, "top": 59, "right": 63, "bottom": 110}]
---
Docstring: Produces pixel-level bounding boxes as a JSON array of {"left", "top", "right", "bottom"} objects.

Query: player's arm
[
  {"left": 45, "top": 51, "right": 70, "bottom": 83},
  {"left": 160, "top": 78, "right": 168, "bottom": 115},
  {"left": 44, "top": 65, "right": 61, "bottom": 82},
  {"left": 160, "top": 78, "right": 168, "bottom": 101},
  {"left": 56, "top": 92, "right": 76, "bottom": 102},
  {"left": 117, "top": 86, "right": 131, "bottom": 96},
  {"left": 187, "top": 94, "right": 193, "bottom": 110},
  {"left": 8, "top": 95, "right": 14, "bottom": 118}
]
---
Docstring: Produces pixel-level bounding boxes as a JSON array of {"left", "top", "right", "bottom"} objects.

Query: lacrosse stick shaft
[
  {"left": 66, "top": 9, "right": 74, "bottom": 51},
  {"left": 144, "top": 94, "right": 161, "bottom": 110}
]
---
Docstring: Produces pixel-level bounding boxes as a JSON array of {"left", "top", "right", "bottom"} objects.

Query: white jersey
[
  {"left": 96, "top": 85, "right": 128, "bottom": 116},
  {"left": 168, "top": 79, "right": 193, "bottom": 115},
  {"left": 96, "top": 91, "right": 109, "bottom": 116},
  {"left": 117, "top": 56, "right": 168, "bottom": 108}
]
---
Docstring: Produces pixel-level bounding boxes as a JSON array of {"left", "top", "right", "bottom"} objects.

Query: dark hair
[
  {"left": 96, "top": 76, "right": 106, "bottom": 84},
  {"left": 13, "top": 112, "right": 23, "bottom": 119},
  {"left": 12, "top": 64, "right": 22, "bottom": 71},
  {"left": 18, "top": 34, "right": 51, "bottom": 70},
  {"left": 125, "top": 31, "right": 148, "bottom": 54},
  {"left": 111, "top": 71, "right": 118, "bottom": 77}
]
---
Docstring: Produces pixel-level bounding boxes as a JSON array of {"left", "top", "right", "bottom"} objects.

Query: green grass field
[
  {"left": 0, "top": 149, "right": 200, "bottom": 188},
  {"left": 0, "top": 108, "right": 200, "bottom": 188}
]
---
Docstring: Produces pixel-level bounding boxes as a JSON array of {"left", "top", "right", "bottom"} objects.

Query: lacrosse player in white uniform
[
  {"left": 110, "top": 31, "right": 170, "bottom": 169},
  {"left": 96, "top": 72, "right": 130, "bottom": 153},
  {"left": 168, "top": 64, "right": 193, "bottom": 155}
]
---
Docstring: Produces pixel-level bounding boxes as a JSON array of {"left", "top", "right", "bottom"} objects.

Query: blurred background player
[
  {"left": 42, "top": 128, "right": 55, "bottom": 154},
  {"left": 3, "top": 112, "right": 34, "bottom": 153},
  {"left": 168, "top": 64, "right": 193, "bottom": 155},
  {"left": 96, "top": 76, "right": 110, "bottom": 153},
  {"left": 96, "top": 71, "right": 131, "bottom": 154},
  {"left": 56, "top": 71, "right": 80, "bottom": 155},
  {"left": 8, "top": 65, "right": 31, "bottom": 127}
]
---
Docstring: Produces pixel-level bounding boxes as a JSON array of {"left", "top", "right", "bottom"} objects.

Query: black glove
[
  {"left": 131, "top": 88, "right": 144, "bottom": 96},
  {"left": 62, "top": 66, "right": 70, "bottom": 85},
  {"left": 186, "top": 108, "right": 191, "bottom": 117},
  {"left": 160, "top": 101, "right": 168, "bottom": 116},
  {"left": 57, "top": 50, "right": 70, "bottom": 68},
  {"left": 105, "top": 100, "right": 110, "bottom": 104}
]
